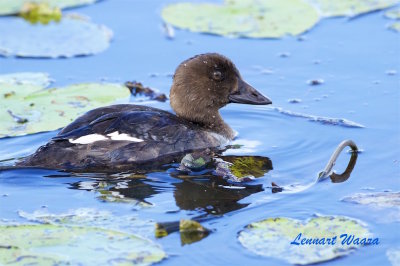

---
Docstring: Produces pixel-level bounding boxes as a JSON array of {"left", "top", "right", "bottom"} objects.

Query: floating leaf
[
  {"left": 307, "top": 0, "right": 399, "bottom": 17},
  {"left": 388, "top": 21, "right": 400, "bottom": 31},
  {"left": 238, "top": 216, "right": 372, "bottom": 265},
  {"left": 0, "top": 72, "right": 51, "bottom": 87},
  {"left": 0, "top": 16, "right": 112, "bottom": 58},
  {"left": 385, "top": 8, "right": 400, "bottom": 19},
  {"left": 161, "top": 0, "right": 319, "bottom": 38},
  {"left": 179, "top": 219, "right": 210, "bottom": 245},
  {"left": 0, "top": 74, "right": 130, "bottom": 137},
  {"left": 18, "top": 208, "right": 156, "bottom": 238},
  {"left": 0, "top": 0, "right": 98, "bottom": 16},
  {"left": 20, "top": 2, "right": 62, "bottom": 24},
  {"left": 342, "top": 192, "right": 400, "bottom": 207},
  {"left": 0, "top": 224, "right": 166, "bottom": 265}
]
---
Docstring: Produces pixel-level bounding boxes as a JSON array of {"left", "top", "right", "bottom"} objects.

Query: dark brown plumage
[{"left": 18, "top": 53, "right": 271, "bottom": 172}]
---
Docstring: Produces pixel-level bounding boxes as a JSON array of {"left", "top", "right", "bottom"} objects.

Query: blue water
[{"left": 1, "top": 1, "right": 400, "bottom": 265}]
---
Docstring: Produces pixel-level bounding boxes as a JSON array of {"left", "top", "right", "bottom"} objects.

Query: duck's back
[{"left": 18, "top": 104, "right": 227, "bottom": 172}]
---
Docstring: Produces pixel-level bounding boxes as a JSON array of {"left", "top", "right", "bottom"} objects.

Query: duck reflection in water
[
  {"left": 66, "top": 151, "right": 357, "bottom": 244},
  {"left": 68, "top": 149, "right": 358, "bottom": 214},
  {"left": 68, "top": 155, "right": 273, "bottom": 215}
]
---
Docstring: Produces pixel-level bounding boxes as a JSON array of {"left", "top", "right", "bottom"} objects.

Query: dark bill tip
[{"left": 229, "top": 79, "right": 272, "bottom": 105}]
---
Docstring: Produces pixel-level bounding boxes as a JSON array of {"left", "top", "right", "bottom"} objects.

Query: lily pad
[
  {"left": 307, "top": 0, "right": 400, "bottom": 17},
  {"left": 0, "top": 0, "right": 98, "bottom": 16},
  {"left": 0, "top": 74, "right": 130, "bottom": 137},
  {"left": 0, "top": 16, "right": 112, "bottom": 58},
  {"left": 385, "top": 7, "right": 400, "bottom": 19},
  {"left": 0, "top": 224, "right": 166, "bottom": 265},
  {"left": 0, "top": 72, "right": 51, "bottom": 87},
  {"left": 342, "top": 192, "right": 400, "bottom": 207},
  {"left": 388, "top": 21, "right": 400, "bottom": 31},
  {"left": 161, "top": 0, "right": 320, "bottom": 38},
  {"left": 18, "top": 208, "right": 156, "bottom": 238},
  {"left": 238, "top": 215, "right": 372, "bottom": 265}
]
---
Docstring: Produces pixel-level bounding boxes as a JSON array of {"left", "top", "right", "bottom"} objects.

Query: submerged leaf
[
  {"left": 238, "top": 215, "right": 372, "bottom": 265},
  {"left": 0, "top": 224, "right": 166, "bottom": 265},
  {"left": 0, "top": 0, "right": 98, "bottom": 16},
  {"left": 342, "top": 192, "right": 400, "bottom": 207},
  {"left": 307, "top": 0, "right": 399, "bottom": 17},
  {"left": 225, "top": 156, "right": 272, "bottom": 178},
  {"left": 215, "top": 156, "right": 272, "bottom": 182},
  {"left": 0, "top": 74, "right": 130, "bottom": 137},
  {"left": 161, "top": 0, "right": 319, "bottom": 38},
  {"left": 0, "top": 16, "right": 112, "bottom": 58}
]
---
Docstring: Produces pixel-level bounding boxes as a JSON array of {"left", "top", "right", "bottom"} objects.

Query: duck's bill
[{"left": 229, "top": 79, "right": 272, "bottom": 105}]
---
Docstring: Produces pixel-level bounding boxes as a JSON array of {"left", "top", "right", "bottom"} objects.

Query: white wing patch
[
  {"left": 68, "top": 131, "right": 144, "bottom": 144},
  {"left": 69, "top": 134, "right": 107, "bottom": 144},
  {"left": 107, "top": 132, "right": 144, "bottom": 142}
]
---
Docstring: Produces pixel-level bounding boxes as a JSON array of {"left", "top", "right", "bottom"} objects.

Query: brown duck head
[{"left": 170, "top": 53, "right": 271, "bottom": 139}]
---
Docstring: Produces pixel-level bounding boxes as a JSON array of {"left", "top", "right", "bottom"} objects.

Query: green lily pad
[
  {"left": 0, "top": 0, "right": 98, "bottom": 16},
  {"left": 0, "top": 224, "right": 166, "bottom": 265},
  {"left": 342, "top": 192, "right": 400, "bottom": 207},
  {"left": 388, "top": 21, "right": 400, "bottom": 31},
  {"left": 307, "top": 0, "right": 400, "bottom": 17},
  {"left": 0, "top": 73, "right": 130, "bottom": 138},
  {"left": 387, "top": 248, "right": 400, "bottom": 266},
  {"left": 18, "top": 208, "right": 156, "bottom": 238},
  {"left": 238, "top": 215, "right": 372, "bottom": 265},
  {"left": 385, "top": 7, "right": 400, "bottom": 19},
  {"left": 0, "top": 16, "right": 112, "bottom": 58},
  {"left": 161, "top": 0, "right": 320, "bottom": 38}
]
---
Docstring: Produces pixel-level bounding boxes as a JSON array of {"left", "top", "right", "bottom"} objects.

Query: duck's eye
[{"left": 212, "top": 70, "right": 223, "bottom": 81}]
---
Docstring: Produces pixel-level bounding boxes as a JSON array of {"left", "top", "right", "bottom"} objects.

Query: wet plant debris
[
  {"left": 125, "top": 81, "right": 168, "bottom": 102},
  {"left": 19, "top": 2, "right": 61, "bottom": 24}
]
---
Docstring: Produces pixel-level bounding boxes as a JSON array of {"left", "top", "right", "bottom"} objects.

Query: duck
[{"left": 17, "top": 53, "right": 272, "bottom": 172}]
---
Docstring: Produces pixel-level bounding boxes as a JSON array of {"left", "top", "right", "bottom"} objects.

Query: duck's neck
[
  {"left": 175, "top": 107, "right": 235, "bottom": 140},
  {"left": 202, "top": 112, "right": 236, "bottom": 140}
]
